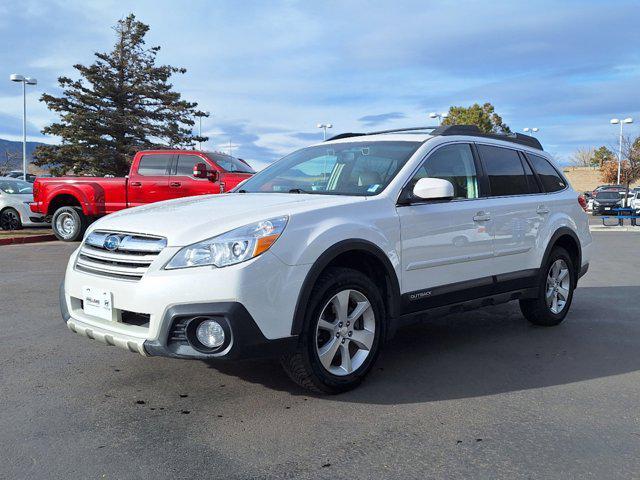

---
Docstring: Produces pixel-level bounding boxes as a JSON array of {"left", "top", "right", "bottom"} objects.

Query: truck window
[
  {"left": 175, "top": 155, "right": 204, "bottom": 176},
  {"left": 138, "top": 154, "right": 171, "bottom": 176}
]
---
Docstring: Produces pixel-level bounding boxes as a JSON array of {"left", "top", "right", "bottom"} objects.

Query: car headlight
[{"left": 165, "top": 216, "right": 288, "bottom": 269}]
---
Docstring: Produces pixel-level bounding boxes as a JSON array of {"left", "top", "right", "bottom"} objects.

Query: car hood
[{"left": 89, "top": 193, "right": 365, "bottom": 246}]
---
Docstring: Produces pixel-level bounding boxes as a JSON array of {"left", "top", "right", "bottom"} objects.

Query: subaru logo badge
[{"left": 103, "top": 235, "right": 121, "bottom": 251}]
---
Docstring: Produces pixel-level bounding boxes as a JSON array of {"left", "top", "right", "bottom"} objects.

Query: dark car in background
[{"left": 591, "top": 190, "right": 622, "bottom": 215}]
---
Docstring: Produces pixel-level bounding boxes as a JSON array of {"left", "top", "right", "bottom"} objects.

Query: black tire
[
  {"left": 52, "top": 206, "right": 87, "bottom": 242},
  {"left": 519, "top": 246, "right": 575, "bottom": 326},
  {"left": 0, "top": 208, "right": 22, "bottom": 230},
  {"left": 281, "top": 267, "right": 386, "bottom": 394}
]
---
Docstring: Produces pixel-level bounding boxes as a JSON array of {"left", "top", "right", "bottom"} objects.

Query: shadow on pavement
[{"left": 205, "top": 286, "right": 640, "bottom": 404}]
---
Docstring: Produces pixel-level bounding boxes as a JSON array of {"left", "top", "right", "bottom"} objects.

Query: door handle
[
  {"left": 473, "top": 211, "right": 491, "bottom": 222},
  {"left": 536, "top": 205, "right": 550, "bottom": 214},
  {"left": 130, "top": 181, "right": 142, "bottom": 187},
  {"left": 170, "top": 182, "right": 181, "bottom": 188}
]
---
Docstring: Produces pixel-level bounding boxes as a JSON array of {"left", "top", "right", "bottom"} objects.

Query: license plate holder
[{"left": 82, "top": 286, "right": 114, "bottom": 321}]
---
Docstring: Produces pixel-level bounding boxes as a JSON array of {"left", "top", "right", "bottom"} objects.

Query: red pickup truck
[{"left": 31, "top": 150, "right": 255, "bottom": 241}]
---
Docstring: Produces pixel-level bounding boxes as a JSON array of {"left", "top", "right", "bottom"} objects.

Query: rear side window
[
  {"left": 477, "top": 145, "right": 529, "bottom": 196},
  {"left": 520, "top": 155, "right": 541, "bottom": 194},
  {"left": 137, "top": 155, "right": 171, "bottom": 176},
  {"left": 527, "top": 154, "right": 566, "bottom": 192},
  {"left": 175, "top": 154, "right": 205, "bottom": 176}
]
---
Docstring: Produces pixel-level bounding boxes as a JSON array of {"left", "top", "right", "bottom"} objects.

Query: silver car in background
[{"left": 0, "top": 177, "right": 48, "bottom": 230}]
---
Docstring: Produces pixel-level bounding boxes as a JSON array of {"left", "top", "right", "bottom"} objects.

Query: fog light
[{"left": 196, "top": 319, "right": 225, "bottom": 348}]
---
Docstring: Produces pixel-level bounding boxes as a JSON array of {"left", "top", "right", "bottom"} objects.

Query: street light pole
[
  {"left": 317, "top": 123, "right": 332, "bottom": 140},
  {"left": 195, "top": 111, "right": 210, "bottom": 150},
  {"left": 429, "top": 112, "right": 448, "bottom": 125},
  {"left": 610, "top": 117, "right": 633, "bottom": 185},
  {"left": 10, "top": 74, "right": 37, "bottom": 181}
]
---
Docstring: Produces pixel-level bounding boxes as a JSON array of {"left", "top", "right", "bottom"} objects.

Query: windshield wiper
[
  {"left": 288, "top": 188, "right": 311, "bottom": 194},
  {"left": 237, "top": 189, "right": 247, "bottom": 193}
]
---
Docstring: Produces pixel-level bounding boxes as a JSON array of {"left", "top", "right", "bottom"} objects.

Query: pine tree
[{"left": 34, "top": 14, "right": 206, "bottom": 176}]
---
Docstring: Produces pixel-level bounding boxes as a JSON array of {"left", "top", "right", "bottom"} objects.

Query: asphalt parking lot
[{"left": 2, "top": 230, "right": 640, "bottom": 479}]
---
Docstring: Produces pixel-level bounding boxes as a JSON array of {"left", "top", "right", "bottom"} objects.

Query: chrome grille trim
[{"left": 75, "top": 231, "right": 167, "bottom": 281}]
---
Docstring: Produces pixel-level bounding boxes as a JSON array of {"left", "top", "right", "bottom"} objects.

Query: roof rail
[
  {"left": 325, "top": 124, "right": 543, "bottom": 150},
  {"left": 431, "top": 124, "right": 543, "bottom": 150},
  {"left": 325, "top": 126, "right": 438, "bottom": 142}
]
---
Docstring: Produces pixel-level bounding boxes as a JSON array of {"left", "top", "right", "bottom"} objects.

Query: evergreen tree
[
  {"left": 442, "top": 102, "right": 511, "bottom": 134},
  {"left": 34, "top": 14, "right": 206, "bottom": 176}
]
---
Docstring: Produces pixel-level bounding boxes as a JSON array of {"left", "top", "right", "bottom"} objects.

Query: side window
[
  {"left": 411, "top": 143, "right": 478, "bottom": 199},
  {"left": 137, "top": 154, "right": 171, "bottom": 176},
  {"left": 527, "top": 154, "right": 566, "bottom": 192},
  {"left": 520, "top": 155, "right": 541, "bottom": 194},
  {"left": 175, "top": 154, "right": 205, "bottom": 177},
  {"left": 478, "top": 145, "right": 529, "bottom": 197}
]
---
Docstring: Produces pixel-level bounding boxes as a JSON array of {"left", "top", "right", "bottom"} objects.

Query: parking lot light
[
  {"left": 317, "top": 123, "right": 333, "bottom": 140},
  {"left": 10, "top": 74, "right": 38, "bottom": 181},
  {"left": 610, "top": 117, "right": 633, "bottom": 184}
]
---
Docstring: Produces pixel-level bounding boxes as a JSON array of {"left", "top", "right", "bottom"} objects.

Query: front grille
[{"left": 75, "top": 231, "right": 167, "bottom": 281}]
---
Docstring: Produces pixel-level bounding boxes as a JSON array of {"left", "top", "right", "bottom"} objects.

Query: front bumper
[
  {"left": 60, "top": 246, "right": 308, "bottom": 360},
  {"left": 61, "top": 280, "right": 298, "bottom": 360}
]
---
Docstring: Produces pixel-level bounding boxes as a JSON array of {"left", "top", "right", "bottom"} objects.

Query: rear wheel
[
  {"left": 52, "top": 206, "right": 87, "bottom": 242},
  {"left": 281, "top": 267, "right": 385, "bottom": 394},
  {"left": 520, "top": 246, "right": 575, "bottom": 326},
  {"left": 0, "top": 208, "right": 22, "bottom": 230}
]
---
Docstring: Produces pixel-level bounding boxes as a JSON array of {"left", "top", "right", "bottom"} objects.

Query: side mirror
[
  {"left": 193, "top": 162, "right": 208, "bottom": 179},
  {"left": 413, "top": 177, "right": 454, "bottom": 200},
  {"left": 207, "top": 169, "right": 219, "bottom": 183}
]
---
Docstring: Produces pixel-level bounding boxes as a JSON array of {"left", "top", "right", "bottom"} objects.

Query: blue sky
[{"left": 1, "top": 0, "right": 639, "bottom": 169}]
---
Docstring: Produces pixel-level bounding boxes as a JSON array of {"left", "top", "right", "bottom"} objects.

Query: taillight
[{"left": 578, "top": 194, "right": 587, "bottom": 211}]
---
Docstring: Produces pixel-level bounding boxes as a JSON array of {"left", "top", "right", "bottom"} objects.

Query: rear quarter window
[
  {"left": 527, "top": 154, "right": 566, "bottom": 192},
  {"left": 137, "top": 154, "right": 171, "bottom": 176}
]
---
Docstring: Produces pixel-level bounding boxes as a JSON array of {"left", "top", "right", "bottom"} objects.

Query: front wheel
[
  {"left": 0, "top": 208, "right": 22, "bottom": 230},
  {"left": 281, "top": 267, "right": 385, "bottom": 394},
  {"left": 52, "top": 206, "right": 87, "bottom": 242},
  {"left": 519, "top": 246, "right": 575, "bottom": 326}
]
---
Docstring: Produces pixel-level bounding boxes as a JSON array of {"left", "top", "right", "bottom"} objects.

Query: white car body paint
[{"left": 61, "top": 132, "right": 592, "bottom": 355}]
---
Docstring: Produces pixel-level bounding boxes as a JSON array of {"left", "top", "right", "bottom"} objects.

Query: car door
[
  {"left": 168, "top": 153, "right": 221, "bottom": 199},
  {"left": 397, "top": 142, "right": 495, "bottom": 314},
  {"left": 475, "top": 144, "right": 545, "bottom": 277},
  {"left": 127, "top": 153, "right": 173, "bottom": 207}
]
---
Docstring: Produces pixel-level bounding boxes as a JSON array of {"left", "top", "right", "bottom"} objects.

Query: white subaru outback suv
[{"left": 60, "top": 125, "right": 592, "bottom": 393}]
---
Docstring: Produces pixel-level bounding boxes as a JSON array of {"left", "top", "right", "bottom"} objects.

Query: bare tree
[
  {"left": 0, "top": 150, "right": 19, "bottom": 176},
  {"left": 570, "top": 147, "right": 595, "bottom": 167}
]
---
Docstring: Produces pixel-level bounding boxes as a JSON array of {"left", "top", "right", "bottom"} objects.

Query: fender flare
[
  {"left": 540, "top": 227, "right": 582, "bottom": 279},
  {"left": 46, "top": 188, "right": 90, "bottom": 216},
  {"left": 290, "top": 239, "right": 401, "bottom": 336}
]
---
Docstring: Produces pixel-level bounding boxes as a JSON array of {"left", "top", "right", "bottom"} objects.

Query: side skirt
[{"left": 395, "top": 269, "right": 539, "bottom": 330}]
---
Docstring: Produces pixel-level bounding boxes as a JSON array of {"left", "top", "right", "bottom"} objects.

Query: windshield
[
  {"left": 0, "top": 179, "right": 33, "bottom": 194},
  {"left": 206, "top": 153, "right": 255, "bottom": 174},
  {"left": 596, "top": 192, "right": 620, "bottom": 200},
  {"left": 236, "top": 141, "right": 422, "bottom": 196}
]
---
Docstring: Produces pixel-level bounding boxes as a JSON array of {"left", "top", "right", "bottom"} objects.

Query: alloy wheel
[
  {"left": 55, "top": 212, "right": 76, "bottom": 239},
  {"left": 314, "top": 289, "right": 376, "bottom": 376},
  {"left": 546, "top": 259, "right": 570, "bottom": 314}
]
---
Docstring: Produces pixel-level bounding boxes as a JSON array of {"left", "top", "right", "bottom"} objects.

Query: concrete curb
[
  {"left": 590, "top": 225, "right": 640, "bottom": 233},
  {"left": 0, "top": 234, "right": 57, "bottom": 246}
]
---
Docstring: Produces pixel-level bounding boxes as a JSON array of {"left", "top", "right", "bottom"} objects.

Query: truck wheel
[
  {"left": 519, "top": 246, "right": 575, "bottom": 327},
  {"left": 52, "top": 206, "right": 87, "bottom": 242},
  {"left": 281, "top": 267, "right": 385, "bottom": 394},
  {"left": 0, "top": 208, "right": 22, "bottom": 230}
]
